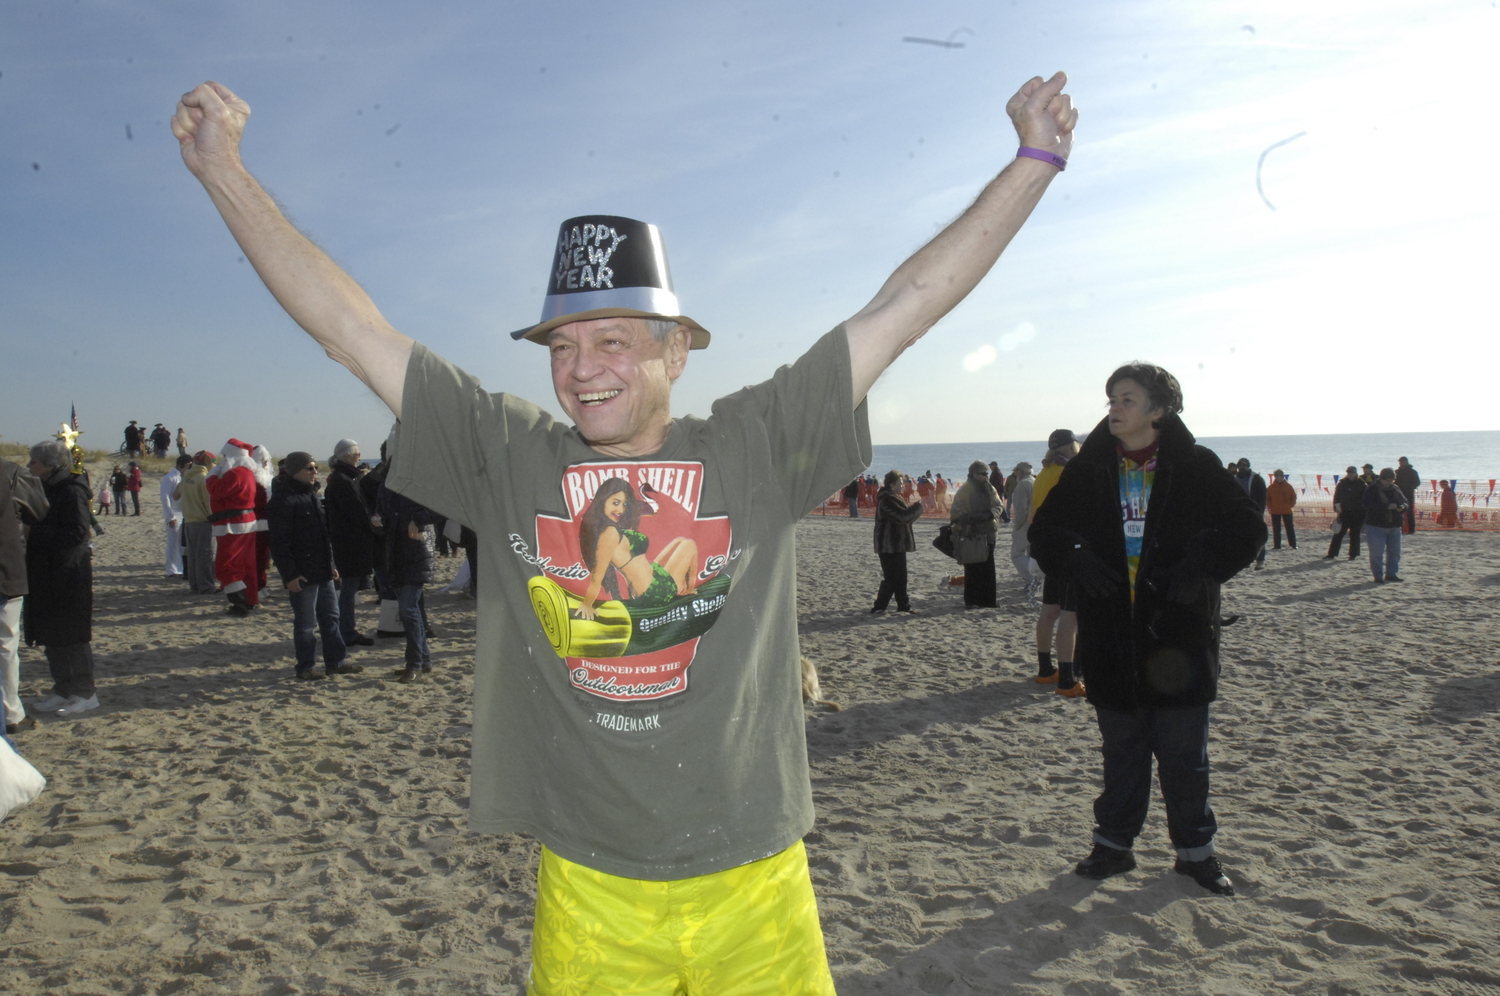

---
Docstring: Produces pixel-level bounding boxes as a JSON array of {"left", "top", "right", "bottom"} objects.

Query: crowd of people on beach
[{"left": 0, "top": 429, "right": 478, "bottom": 742}]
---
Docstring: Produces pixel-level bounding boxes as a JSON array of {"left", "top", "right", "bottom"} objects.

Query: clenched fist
[
  {"left": 172, "top": 81, "right": 251, "bottom": 177},
  {"left": 1005, "top": 72, "right": 1078, "bottom": 161}
]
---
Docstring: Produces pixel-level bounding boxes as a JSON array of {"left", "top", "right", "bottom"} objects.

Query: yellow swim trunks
[{"left": 527, "top": 840, "right": 836, "bottom": 995}]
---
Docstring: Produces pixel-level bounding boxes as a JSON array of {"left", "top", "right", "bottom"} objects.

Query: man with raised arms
[{"left": 173, "top": 73, "right": 1076, "bottom": 992}]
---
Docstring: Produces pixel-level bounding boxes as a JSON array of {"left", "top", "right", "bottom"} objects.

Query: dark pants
[
  {"left": 1327, "top": 514, "right": 1363, "bottom": 558},
  {"left": 183, "top": 521, "right": 216, "bottom": 593},
  {"left": 288, "top": 581, "right": 346, "bottom": 673},
  {"left": 1271, "top": 514, "right": 1296, "bottom": 549},
  {"left": 398, "top": 584, "right": 429, "bottom": 666},
  {"left": 128, "top": 491, "right": 140, "bottom": 515},
  {"left": 1401, "top": 490, "right": 1416, "bottom": 534},
  {"left": 873, "top": 551, "right": 910, "bottom": 611},
  {"left": 846, "top": 499, "right": 859, "bottom": 517},
  {"left": 963, "top": 544, "right": 996, "bottom": 607},
  {"left": 45, "top": 642, "right": 96, "bottom": 699},
  {"left": 338, "top": 572, "right": 367, "bottom": 642},
  {"left": 112, "top": 490, "right": 126, "bottom": 515},
  {"left": 1092, "top": 703, "right": 1217, "bottom": 859}
]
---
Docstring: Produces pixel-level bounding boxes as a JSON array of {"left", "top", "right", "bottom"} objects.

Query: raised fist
[
  {"left": 172, "top": 81, "right": 251, "bottom": 177},
  {"left": 1005, "top": 72, "right": 1078, "bottom": 161}
]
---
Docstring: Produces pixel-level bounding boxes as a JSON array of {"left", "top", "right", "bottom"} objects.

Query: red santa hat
[{"left": 210, "top": 438, "right": 259, "bottom": 478}]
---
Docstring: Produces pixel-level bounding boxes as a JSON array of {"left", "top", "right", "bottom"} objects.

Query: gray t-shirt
[{"left": 386, "top": 326, "right": 871, "bottom": 880}]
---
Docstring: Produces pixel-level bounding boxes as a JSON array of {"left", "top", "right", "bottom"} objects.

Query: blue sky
[{"left": 3, "top": 0, "right": 1497, "bottom": 458}]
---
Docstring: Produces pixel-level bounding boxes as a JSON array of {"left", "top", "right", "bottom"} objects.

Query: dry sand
[{"left": 3, "top": 466, "right": 1498, "bottom": 994}]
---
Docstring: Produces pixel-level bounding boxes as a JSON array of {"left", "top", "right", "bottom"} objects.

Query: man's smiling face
[{"left": 549, "top": 317, "right": 689, "bottom": 457}]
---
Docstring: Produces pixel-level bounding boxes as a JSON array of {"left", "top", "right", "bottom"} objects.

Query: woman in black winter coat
[
  {"left": 23, "top": 441, "right": 100, "bottom": 714},
  {"left": 323, "top": 442, "right": 377, "bottom": 645},
  {"left": 871, "top": 470, "right": 924, "bottom": 613},
  {"left": 1029, "top": 364, "right": 1264, "bottom": 897}
]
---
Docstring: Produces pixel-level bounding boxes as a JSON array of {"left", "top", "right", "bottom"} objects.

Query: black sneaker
[
  {"left": 326, "top": 663, "right": 365, "bottom": 675},
  {"left": 1174, "top": 855, "right": 1235, "bottom": 896},
  {"left": 346, "top": 634, "right": 375, "bottom": 647},
  {"left": 394, "top": 667, "right": 417, "bottom": 684},
  {"left": 419, "top": 662, "right": 432, "bottom": 673},
  {"left": 1385, "top": 575, "right": 1403, "bottom": 583},
  {"left": 1074, "top": 843, "right": 1136, "bottom": 880},
  {"left": 295, "top": 669, "right": 327, "bottom": 682}
]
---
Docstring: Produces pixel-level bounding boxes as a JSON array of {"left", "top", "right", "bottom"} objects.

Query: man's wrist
[{"left": 1016, "top": 146, "right": 1067, "bottom": 171}]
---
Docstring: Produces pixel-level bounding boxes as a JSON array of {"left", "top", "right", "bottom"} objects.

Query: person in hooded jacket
[
  {"left": 267, "top": 453, "right": 361, "bottom": 680},
  {"left": 23, "top": 441, "right": 101, "bottom": 716},
  {"left": 871, "top": 470, "right": 924, "bottom": 613},
  {"left": 1030, "top": 363, "right": 1265, "bottom": 897},
  {"left": 1363, "top": 468, "right": 1408, "bottom": 583},
  {"left": 323, "top": 438, "right": 377, "bottom": 647},
  {"left": 1395, "top": 457, "right": 1420, "bottom": 534},
  {"left": 949, "top": 461, "right": 1003, "bottom": 607},
  {"left": 379, "top": 482, "right": 438, "bottom": 682}
]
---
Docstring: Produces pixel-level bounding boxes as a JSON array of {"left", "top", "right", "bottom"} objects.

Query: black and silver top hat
[{"left": 510, "top": 215, "right": 710, "bottom": 348}]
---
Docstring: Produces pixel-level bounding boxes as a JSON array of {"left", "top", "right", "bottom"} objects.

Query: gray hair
[
  {"left": 333, "top": 438, "right": 360, "bottom": 460},
  {"left": 641, "top": 318, "right": 683, "bottom": 343},
  {"left": 30, "top": 439, "right": 70, "bottom": 469}
]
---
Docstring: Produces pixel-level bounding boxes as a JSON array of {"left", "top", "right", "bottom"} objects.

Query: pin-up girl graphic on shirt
[{"left": 575, "top": 477, "right": 699, "bottom": 620}]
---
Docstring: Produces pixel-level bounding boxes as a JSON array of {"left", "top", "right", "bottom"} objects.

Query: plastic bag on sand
[{"left": 0, "top": 737, "right": 46, "bottom": 821}]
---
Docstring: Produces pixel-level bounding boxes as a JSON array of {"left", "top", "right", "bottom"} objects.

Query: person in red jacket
[
  {"left": 125, "top": 461, "right": 144, "bottom": 516},
  {"left": 206, "top": 438, "right": 271, "bottom": 616},
  {"left": 1266, "top": 470, "right": 1298, "bottom": 550}
]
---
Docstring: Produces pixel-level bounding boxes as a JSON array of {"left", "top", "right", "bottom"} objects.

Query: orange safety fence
[{"left": 811, "top": 474, "right": 1500, "bottom": 531}]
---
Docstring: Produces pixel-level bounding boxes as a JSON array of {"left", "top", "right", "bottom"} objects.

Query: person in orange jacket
[{"left": 1266, "top": 469, "right": 1298, "bottom": 550}]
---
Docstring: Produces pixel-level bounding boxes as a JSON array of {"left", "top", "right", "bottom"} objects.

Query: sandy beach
[{"left": 3, "top": 464, "right": 1498, "bottom": 994}]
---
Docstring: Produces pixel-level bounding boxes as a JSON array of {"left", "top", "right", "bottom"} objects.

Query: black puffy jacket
[
  {"left": 379, "top": 484, "right": 437, "bottom": 585},
  {"left": 873, "top": 486, "right": 924, "bottom": 553},
  {"left": 266, "top": 474, "right": 337, "bottom": 587},
  {"left": 1030, "top": 415, "right": 1266, "bottom": 711}
]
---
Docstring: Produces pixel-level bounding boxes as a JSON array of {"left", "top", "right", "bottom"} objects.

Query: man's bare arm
[
  {"left": 845, "top": 73, "right": 1077, "bottom": 405},
  {"left": 172, "top": 81, "right": 411, "bottom": 417}
]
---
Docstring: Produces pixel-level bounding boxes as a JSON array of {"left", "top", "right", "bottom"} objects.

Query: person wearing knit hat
[{"left": 175, "top": 68, "right": 1078, "bottom": 990}]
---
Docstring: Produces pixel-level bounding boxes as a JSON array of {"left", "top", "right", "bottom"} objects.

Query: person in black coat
[
  {"left": 871, "top": 470, "right": 924, "bottom": 613},
  {"left": 267, "top": 453, "right": 359, "bottom": 680},
  {"left": 1030, "top": 364, "right": 1265, "bottom": 897},
  {"left": 1232, "top": 458, "right": 1268, "bottom": 570},
  {"left": 379, "top": 481, "right": 437, "bottom": 682},
  {"left": 323, "top": 439, "right": 377, "bottom": 646},
  {"left": 1325, "top": 466, "right": 1366, "bottom": 560},
  {"left": 23, "top": 441, "right": 100, "bottom": 715}
]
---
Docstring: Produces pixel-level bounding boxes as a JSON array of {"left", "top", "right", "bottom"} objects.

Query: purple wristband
[{"left": 1017, "top": 146, "right": 1066, "bottom": 171}]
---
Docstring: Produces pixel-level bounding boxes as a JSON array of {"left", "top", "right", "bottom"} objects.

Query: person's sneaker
[
  {"left": 419, "top": 662, "right": 432, "bottom": 673},
  {"left": 295, "top": 669, "right": 327, "bottom": 682},
  {"left": 6, "top": 716, "right": 37, "bottom": 735},
  {"left": 1174, "top": 855, "right": 1235, "bottom": 896},
  {"left": 57, "top": 694, "right": 100, "bottom": 715},
  {"left": 394, "top": 667, "right": 417, "bottom": 684},
  {"left": 33, "top": 693, "right": 69, "bottom": 712},
  {"left": 326, "top": 663, "right": 365, "bottom": 675},
  {"left": 1322, "top": 554, "right": 1336, "bottom": 560},
  {"left": 1075, "top": 843, "right": 1136, "bottom": 880},
  {"left": 1385, "top": 575, "right": 1403, "bottom": 583},
  {"left": 346, "top": 634, "right": 375, "bottom": 647},
  {"left": 1056, "top": 680, "right": 1087, "bottom": 698}
]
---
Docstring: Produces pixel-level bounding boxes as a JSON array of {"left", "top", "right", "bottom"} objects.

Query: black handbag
[{"left": 932, "top": 524, "right": 955, "bottom": 559}]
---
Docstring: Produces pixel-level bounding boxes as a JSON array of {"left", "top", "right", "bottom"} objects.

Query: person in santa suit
[{"left": 206, "top": 438, "right": 272, "bottom": 616}]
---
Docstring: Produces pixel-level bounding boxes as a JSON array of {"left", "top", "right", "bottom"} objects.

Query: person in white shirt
[{"left": 161, "top": 455, "right": 189, "bottom": 578}]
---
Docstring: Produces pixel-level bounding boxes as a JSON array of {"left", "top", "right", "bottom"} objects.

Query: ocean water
[{"left": 868, "top": 431, "right": 1500, "bottom": 487}]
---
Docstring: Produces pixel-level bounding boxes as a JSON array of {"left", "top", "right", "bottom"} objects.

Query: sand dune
[{"left": 3, "top": 467, "right": 1498, "bottom": 994}]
